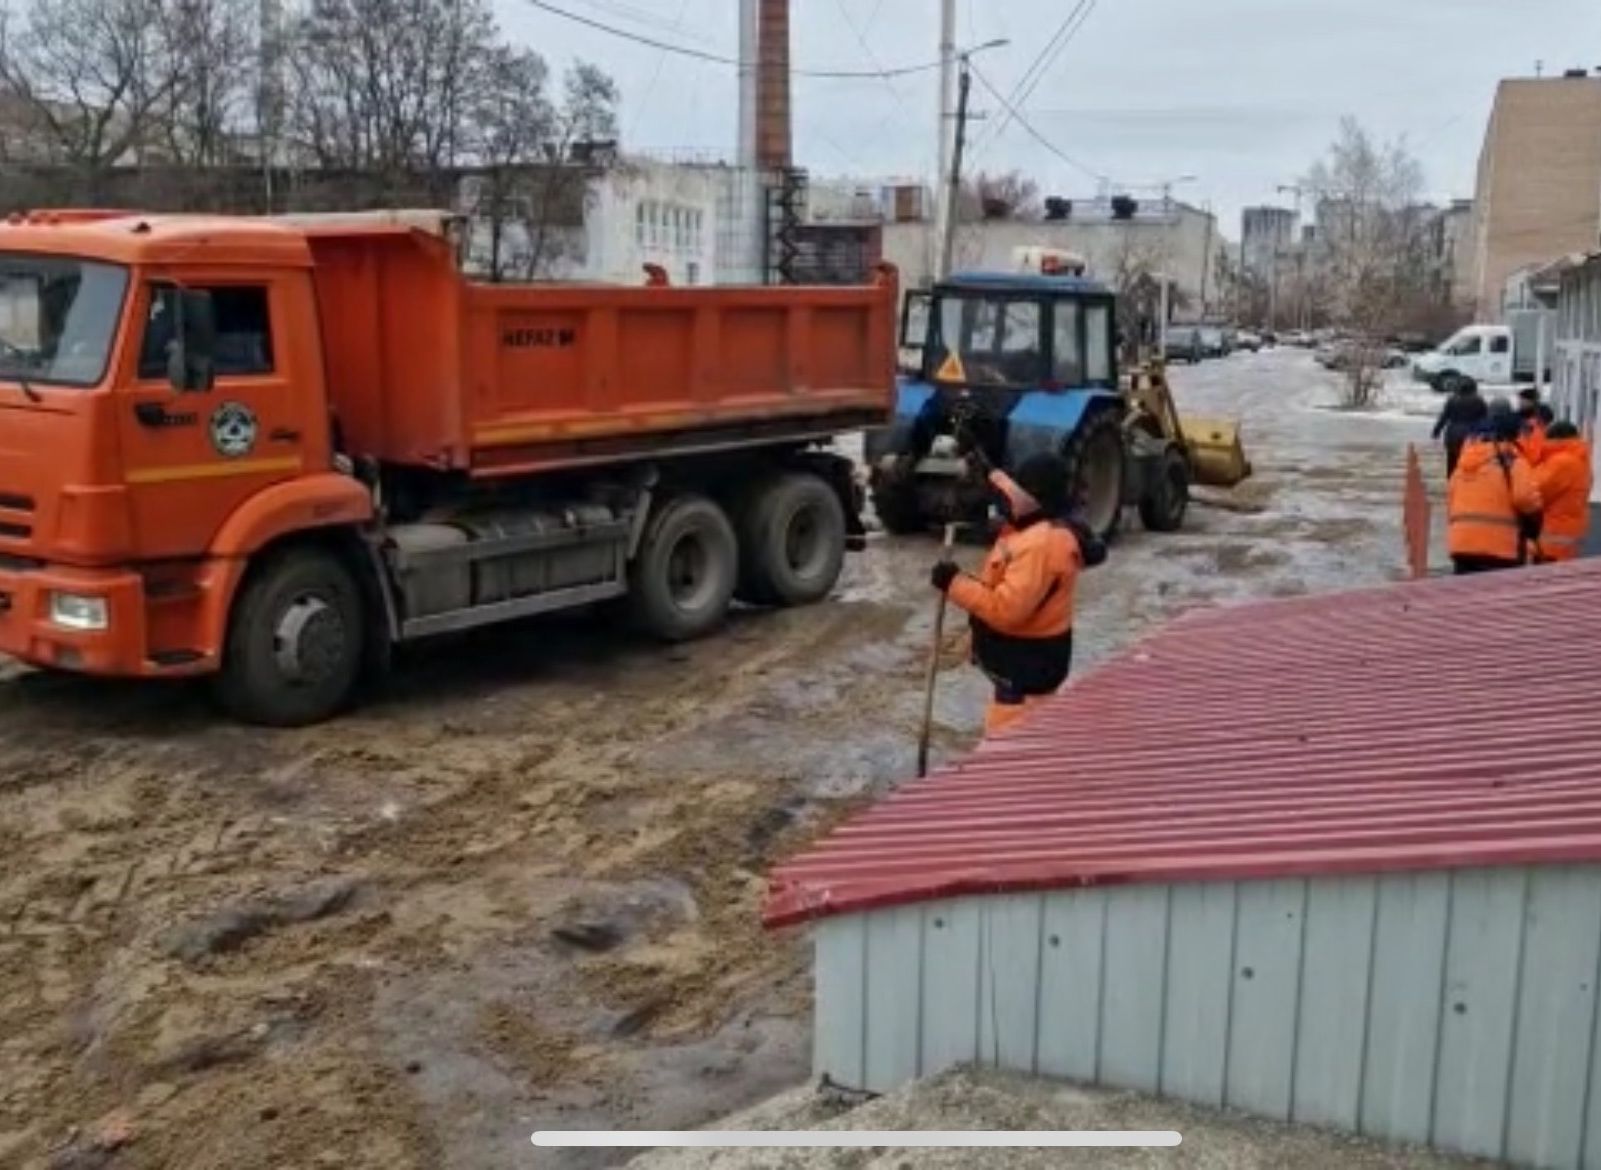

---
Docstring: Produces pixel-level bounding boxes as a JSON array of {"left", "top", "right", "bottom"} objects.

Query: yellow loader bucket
[{"left": 1183, "top": 416, "right": 1252, "bottom": 488}]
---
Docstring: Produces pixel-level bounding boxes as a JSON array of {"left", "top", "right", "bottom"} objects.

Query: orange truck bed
[{"left": 301, "top": 226, "right": 899, "bottom": 477}]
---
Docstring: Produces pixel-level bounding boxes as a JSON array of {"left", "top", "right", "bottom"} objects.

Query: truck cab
[{"left": 0, "top": 214, "right": 355, "bottom": 686}]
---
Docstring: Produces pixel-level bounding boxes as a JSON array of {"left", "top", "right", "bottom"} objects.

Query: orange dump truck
[{"left": 0, "top": 211, "right": 897, "bottom": 723}]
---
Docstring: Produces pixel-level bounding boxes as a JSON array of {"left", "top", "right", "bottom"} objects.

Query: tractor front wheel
[{"left": 1139, "top": 446, "right": 1191, "bottom": 533}]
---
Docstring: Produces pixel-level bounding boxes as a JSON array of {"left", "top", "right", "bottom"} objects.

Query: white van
[
  {"left": 1413, "top": 311, "right": 1554, "bottom": 391},
  {"left": 1412, "top": 325, "right": 1514, "bottom": 391}
]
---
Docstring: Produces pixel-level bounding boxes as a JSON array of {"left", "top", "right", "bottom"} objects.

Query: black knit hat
[{"left": 1014, "top": 452, "right": 1071, "bottom": 518}]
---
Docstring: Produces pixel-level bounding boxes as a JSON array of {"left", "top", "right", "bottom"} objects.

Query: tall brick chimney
[{"left": 755, "top": 0, "right": 791, "bottom": 170}]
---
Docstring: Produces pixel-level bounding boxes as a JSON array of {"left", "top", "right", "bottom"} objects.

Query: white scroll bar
[{"left": 532, "top": 1131, "right": 1182, "bottom": 1148}]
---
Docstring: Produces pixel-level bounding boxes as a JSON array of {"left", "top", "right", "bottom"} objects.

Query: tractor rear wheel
[{"left": 1061, "top": 410, "right": 1125, "bottom": 540}]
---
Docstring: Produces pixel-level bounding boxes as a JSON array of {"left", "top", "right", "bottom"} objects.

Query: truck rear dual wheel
[
  {"left": 629, "top": 494, "right": 738, "bottom": 641},
  {"left": 736, "top": 473, "right": 847, "bottom": 607},
  {"left": 216, "top": 547, "right": 365, "bottom": 727}
]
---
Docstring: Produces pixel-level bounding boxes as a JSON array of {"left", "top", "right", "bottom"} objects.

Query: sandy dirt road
[{"left": 0, "top": 350, "right": 1431, "bottom": 1169}]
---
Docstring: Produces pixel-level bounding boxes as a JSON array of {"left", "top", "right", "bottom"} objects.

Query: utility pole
[
  {"left": 939, "top": 56, "right": 973, "bottom": 281},
  {"left": 931, "top": 0, "right": 957, "bottom": 283}
]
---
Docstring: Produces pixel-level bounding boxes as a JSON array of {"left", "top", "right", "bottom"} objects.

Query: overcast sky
[{"left": 498, "top": 0, "right": 1601, "bottom": 237}]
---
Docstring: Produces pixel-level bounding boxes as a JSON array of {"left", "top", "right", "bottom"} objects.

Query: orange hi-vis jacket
[
  {"left": 1520, "top": 416, "right": 1548, "bottom": 466},
  {"left": 948, "top": 470, "right": 1082, "bottom": 697},
  {"left": 1447, "top": 438, "right": 1543, "bottom": 563},
  {"left": 1532, "top": 436, "right": 1593, "bottom": 562}
]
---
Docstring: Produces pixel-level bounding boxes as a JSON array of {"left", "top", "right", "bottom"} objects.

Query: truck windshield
[
  {"left": 0, "top": 255, "right": 129, "bottom": 388},
  {"left": 930, "top": 294, "right": 1044, "bottom": 387}
]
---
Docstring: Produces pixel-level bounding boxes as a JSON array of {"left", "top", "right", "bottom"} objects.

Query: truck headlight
[{"left": 49, "top": 592, "right": 108, "bottom": 631}]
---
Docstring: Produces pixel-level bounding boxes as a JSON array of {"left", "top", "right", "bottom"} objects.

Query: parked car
[
  {"left": 1163, "top": 325, "right": 1204, "bottom": 364},
  {"left": 1234, "top": 330, "right": 1263, "bottom": 353},
  {"left": 1197, "top": 326, "right": 1227, "bottom": 359},
  {"left": 1317, "top": 339, "right": 1409, "bottom": 373},
  {"left": 1259, "top": 330, "right": 1278, "bottom": 347}
]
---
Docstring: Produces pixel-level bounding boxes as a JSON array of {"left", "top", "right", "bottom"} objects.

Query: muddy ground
[{"left": 0, "top": 350, "right": 1433, "bottom": 1169}]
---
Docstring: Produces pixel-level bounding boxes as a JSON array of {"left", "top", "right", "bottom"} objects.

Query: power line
[
  {"left": 1010, "top": 0, "right": 1098, "bottom": 116},
  {"left": 971, "top": 0, "right": 1093, "bottom": 154},
  {"left": 525, "top": 0, "right": 943, "bottom": 79},
  {"left": 626, "top": 0, "right": 696, "bottom": 141},
  {"left": 970, "top": 63, "right": 1107, "bottom": 184}
]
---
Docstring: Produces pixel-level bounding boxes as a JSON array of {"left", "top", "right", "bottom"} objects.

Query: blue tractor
[{"left": 867, "top": 259, "right": 1219, "bottom": 540}]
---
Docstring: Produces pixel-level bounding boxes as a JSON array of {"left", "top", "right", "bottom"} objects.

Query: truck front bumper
[{"left": 0, "top": 561, "right": 182, "bottom": 677}]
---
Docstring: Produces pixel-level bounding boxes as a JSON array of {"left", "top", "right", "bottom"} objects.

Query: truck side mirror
[{"left": 167, "top": 288, "right": 216, "bottom": 393}]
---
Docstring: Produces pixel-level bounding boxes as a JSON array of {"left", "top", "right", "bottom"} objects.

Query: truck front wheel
[
  {"left": 629, "top": 494, "right": 737, "bottom": 641},
  {"left": 736, "top": 473, "right": 847, "bottom": 607},
  {"left": 216, "top": 547, "right": 365, "bottom": 727}
]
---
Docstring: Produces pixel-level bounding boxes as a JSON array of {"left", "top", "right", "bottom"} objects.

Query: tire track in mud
[{"left": 0, "top": 593, "right": 923, "bottom": 1168}]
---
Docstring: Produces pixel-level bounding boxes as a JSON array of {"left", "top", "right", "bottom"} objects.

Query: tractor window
[
  {"left": 933, "top": 293, "right": 1045, "bottom": 387},
  {"left": 1053, "top": 302, "right": 1084, "bottom": 384},
  {"left": 1085, "top": 302, "right": 1113, "bottom": 385}
]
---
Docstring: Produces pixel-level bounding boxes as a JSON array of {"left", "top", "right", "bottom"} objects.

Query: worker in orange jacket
[
  {"left": 1518, "top": 386, "right": 1554, "bottom": 465},
  {"left": 1530, "top": 421, "right": 1593, "bottom": 563},
  {"left": 930, "top": 452, "right": 1099, "bottom": 737},
  {"left": 1447, "top": 401, "right": 1543, "bottom": 574}
]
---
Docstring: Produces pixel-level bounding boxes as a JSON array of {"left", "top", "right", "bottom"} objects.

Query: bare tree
[
  {"left": 0, "top": 0, "right": 180, "bottom": 190},
  {"left": 1304, "top": 117, "right": 1427, "bottom": 407},
  {"left": 466, "top": 59, "right": 617, "bottom": 281},
  {"left": 1107, "top": 228, "right": 1173, "bottom": 362},
  {"left": 285, "top": 0, "right": 494, "bottom": 176},
  {"left": 154, "top": 0, "right": 255, "bottom": 166},
  {"left": 963, "top": 169, "right": 1041, "bottom": 221}
]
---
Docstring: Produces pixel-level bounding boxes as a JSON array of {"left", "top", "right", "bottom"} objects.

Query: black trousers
[
  {"left": 1445, "top": 439, "right": 1464, "bottom": 478},
  {"left": 1453, "top": 554, "right": 1519, "bottom": 575}
]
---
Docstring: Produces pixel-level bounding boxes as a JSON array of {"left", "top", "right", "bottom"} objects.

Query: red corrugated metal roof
[{"left": 765, "top": 559, "right": 1601, "bottom": 927}]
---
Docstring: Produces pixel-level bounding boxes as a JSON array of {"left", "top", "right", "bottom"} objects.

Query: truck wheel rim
[
  {"left": 274, "top": 595, "right": 345, "bottom": 684},
  {"left": 785, "top": 505, "right": 826, "bottom": 577},
  {"left": 667, "top": 533, "right": 715, "bottom": 611}
]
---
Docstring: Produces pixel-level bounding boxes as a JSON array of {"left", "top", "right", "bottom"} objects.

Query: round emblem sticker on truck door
[{"left": 210, "top": 402, "right": 258, "bottom": 458}]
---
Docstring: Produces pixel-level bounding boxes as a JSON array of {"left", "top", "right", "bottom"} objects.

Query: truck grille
[{"left": 0, "top": 491, "right": 34, "bottom": 541}]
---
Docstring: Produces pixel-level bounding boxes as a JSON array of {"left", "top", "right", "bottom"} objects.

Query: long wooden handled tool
[{"left": 917, "top": 523, "right": 959, "bottom": 778}]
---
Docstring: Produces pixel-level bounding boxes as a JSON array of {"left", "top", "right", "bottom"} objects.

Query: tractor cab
[
  {"left": 871, "top": 259, "right": 1130, "bottom": 538},
  {"left": 869, "top": 246, "right": 1250, "bottom": 541}
]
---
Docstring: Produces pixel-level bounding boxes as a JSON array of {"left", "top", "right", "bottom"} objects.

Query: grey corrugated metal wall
[{"left": 813, "top": 865, "right": 1601, "bottom": 1168}]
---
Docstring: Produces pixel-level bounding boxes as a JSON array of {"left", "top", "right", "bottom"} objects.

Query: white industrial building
[
  {"left": 880, "top": 196, "right": 1223, "bottom": 314},
  {"left": 460, "top": 157, "right": 767, "bottom": 287},
  {"left": 767, "top": 562, "right": 1601, "bottom": 1168}
]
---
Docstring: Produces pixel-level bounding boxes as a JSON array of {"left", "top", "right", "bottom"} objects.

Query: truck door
[
  {"left": 115, "top": 278, "right": 304, "bottom": 560},
  {"left": 1486, "top": 331, "right": 1512, "bottom": 384}
]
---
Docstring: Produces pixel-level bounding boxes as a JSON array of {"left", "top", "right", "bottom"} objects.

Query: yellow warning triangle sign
[{"left": 935, "top": 350, "right": 966, "bottom": 383}]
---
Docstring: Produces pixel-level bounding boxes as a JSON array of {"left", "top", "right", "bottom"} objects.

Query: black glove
[
  {"left": 1066, "top": 517, "right": 1108, "bottom": 568},
  {"left": 930, "top": 561, "right": 959, "bottom": 592}
]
